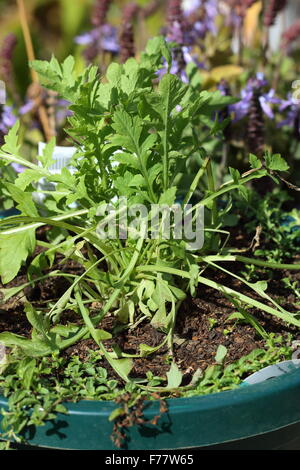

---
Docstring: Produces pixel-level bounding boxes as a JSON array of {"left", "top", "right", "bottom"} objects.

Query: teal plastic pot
[{"left": 1, "top": 368, "right": 300, "bottom": 450}]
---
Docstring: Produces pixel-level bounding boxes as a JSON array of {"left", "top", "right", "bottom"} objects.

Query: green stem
[
  {"left": 59, "top": 287, "right": 121, "bottom": 349},
  {"left": 198, "top": 276, "right": 300, "bottom": 328},
  {"left": 162, "top": 94, "right": 170, "bottom": 192},
  {"left": 236, "top": 255, "right": 300, "bottom": 271},
  {"left": 75, "top": 288, "right": 130, "bottom": 383},
  {"left": 200, "top": 254, "right": 300, "bottom": 271},
  {"left": 187, "top": 169, "right": 267, "bottom": 217},
  {"left": 96, "top": 149, "right": 108, "bottom": 191},
  {"left": 206, "top": 158, "right": 218, "bottom": 227},
  {"left": 183, "top": 157, "right": 209, "bottom": 206}
]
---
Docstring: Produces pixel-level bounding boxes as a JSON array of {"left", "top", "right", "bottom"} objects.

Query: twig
[{"left": 17, "top": 0, "right": 53, "bottom": 142}]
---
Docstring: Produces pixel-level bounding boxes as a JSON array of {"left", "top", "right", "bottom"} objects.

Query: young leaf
[
  {"left": 265, "top": 153, "right": 289, "bottom": 172},
  {"left": 229, "top": 167, "right": 240, "bottom": 184},
  {"left": 166, "top": 361, "right": 183, "bottom": 388},
  {"left": 159, "top": 187, "right": 177, "bottom": 205},
  {"left": 25, "top": 303, "right": 50, "bottom": 337},
  {"left": 249, "top": 153, "right": 262, "bottom": 169},
  {"left": 17, "top": 358, "right": 36, "bottom": 389},
  {"left": 15, "top": 169, "right": 47, "bottom": 191},
  {"left": 5, "top": 183, "right": 39, "bottom": 217},
  {"left": 0, "top": 332, "right": 52, "bottom": 356},
  {"left": 106, "top": 62, "right": 123, "bottom": 85},
  {"left": 38, "top": 137, "right": 56, "bottom": 169},
  {"left": 158, "top": 74, "right": 187, "bottom": 114},
  {"left": 215, "top": 345, "right": 228, "bottom": 364},
  {"left": 0, "top": 229, "right": 36, "bottom": 284},
  {"left": 94, "top": 329, "right": 112, "bottom": 341},
  {"left": 1, "top": 121, "right": 21, "bottom": 155}
]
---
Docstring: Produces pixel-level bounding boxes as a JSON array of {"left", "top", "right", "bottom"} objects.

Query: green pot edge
[{"left": 1, "top": 368, "right": 300, "bottom": 449}]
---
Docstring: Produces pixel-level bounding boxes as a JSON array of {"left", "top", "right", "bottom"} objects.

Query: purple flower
[
  {"left": 0, "top": 105, "right": 16, "bottom": 133},
  {"left": 11, "top": 163, "right": 26, "bottom": 173},
  {"left": 230, "top": 74, "right": 281, "bottom": 121},
  {"left": 259, "top": 89, "right": 281, "bottom": 119},
  {"left": 167, "top": 20, "right": 186, "bottom": 44},
  {"left": 278, "top": 94, "right": 300, "bottom": 136},
  {"left": 230, "top": 88, "right": 252, "bottom": 120},
  {"left": 157, "top": 46, "right": 204, "bottom": 84},
  {"left": 75, "top": 24, "right": 119, "bottom": 57},
  {"left": 166, "top": 0, "right": 192, "bottom": 45},
  {"left": 56, "top": 99, "right": 73, "bottom": 126},
  {"left": 170, "top": 59, "right": 189, "bottom": 84},
  {"left": 217, "top": 79, "right": 230, "bottom": 96},
  {"left": 157, "top": 57, "right": 188, "bottom": 83},
  {"left": 19, "top": 97, "right": 72, "bottom": 132},
  {"left": 19, "top": 99, "right": 35, "bottom": 115},
  {"left": 184, "top": 0, "right": 218, "bottom": 40},
  {"left": 203, "top": 0, "right": 218, "bottom": 35}
]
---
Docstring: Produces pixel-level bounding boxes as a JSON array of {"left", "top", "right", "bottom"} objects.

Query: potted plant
[{"left": 0, "top": 37, "right": 299, "bottom": 450}]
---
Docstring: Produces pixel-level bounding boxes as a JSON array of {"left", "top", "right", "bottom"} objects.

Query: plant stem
[
  {"left": 183, "top": 157, "right": 209, "bottom": 205},
  {"left": 199, "top": 254, "right": 300, "bottom": 271},
  {"left": 198, "top": 276, "right": 300, "bottom": 327},
  {"left": 206, "top": 159, "right": 218, "bottom": 227},
  {"left": 17, "top": 0, "right": 53, "bottom": 142},
  {"left": 236, "top": 255, "right": 300, "bottom": 270},
  {"left": 237, "top": 22, "right": 244, "bottom": 66}
]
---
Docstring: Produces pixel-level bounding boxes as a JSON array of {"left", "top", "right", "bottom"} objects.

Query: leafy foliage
[
  {"left": 0, "top": 37, "right": 299, "bottom": 447},
  {"left": 237, "top": 190, "right": 300, "bottom": 265},
  {"left": 0, "top": 335, "right": 293, "bottom": 449}
]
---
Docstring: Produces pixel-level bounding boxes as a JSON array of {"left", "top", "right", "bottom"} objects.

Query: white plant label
[{"left": 0, "top": 81, "right": 6, "bottom": 105}]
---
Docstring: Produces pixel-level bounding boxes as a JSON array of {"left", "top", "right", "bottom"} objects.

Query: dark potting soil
[
  {"left": 63, "top": 267, "right": 300, "bottom": 382},
  {"left": 0, "top": 249, "right": 299, "bottom": 385}
]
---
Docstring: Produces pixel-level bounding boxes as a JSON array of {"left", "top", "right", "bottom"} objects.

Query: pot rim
[
  {"left": 1, "top": 366, "right": 300, "bottom": 413},
  {"left": 1, "top": 363, "right": 300, "bottom": 449}
]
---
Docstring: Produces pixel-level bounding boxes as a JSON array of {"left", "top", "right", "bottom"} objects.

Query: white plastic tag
[
  {"left": 242, "top": 360, "right": 300, "bottom": 386},
  {"left": 35, "top": 143, "right": 77, "bottom": 207}
]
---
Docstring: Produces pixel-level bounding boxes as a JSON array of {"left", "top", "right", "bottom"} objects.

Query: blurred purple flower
[
  {"left": 166, "top": 0, "right": 218, "bottom": 51},
  {"left": 56, "top": 99, "right": 73, "bottom": 126},
  {"left": 279, "top": 94, "right": 299, "bottom": 115},
  {"left": 75, "top": 24, "right": 119, "bottom": 57},
  {"left": 19, "top": 100, "right": 35, "bottom": 115},
  {"left": 278, "top": 94, "right": 300, "bottom": 136},
  {"left": 167, "top": 20, "right": 186, "bottom": 44},
  {"left": 183, "top": 0, "right": 218, "bottom": 40},
  {"left": 218, "top": 79, "right": 230, "bottom": 96},
  {"left": 11, "top": 163, "right": 26, "bottom": 173},
  {"left": 230, "top": 74, "right": 281, "bottom": 121},
  {"left": 0, "top": 105, "right": 16, "bottom": 133},
  {"left": 202, "top": 0, "right": 218, "bottom": 35},
  {"left": 19, "top": 97, "right": 72, "bottom": 132},
  {"left": 166, "top": 0, "right": 186, "bottom": 44},
  {"left": 259, "top": 89, "right": 281, "bottom": 119},
  {"left": 157, "top": 46, "right": 204, "bottom": 83}
]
